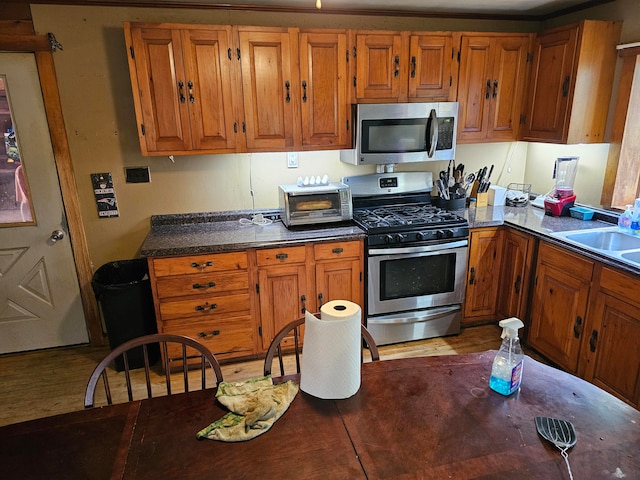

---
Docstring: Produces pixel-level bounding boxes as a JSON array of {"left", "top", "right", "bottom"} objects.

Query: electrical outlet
[
  {"left": 287, "top": 152, "right": 298, "bottom": 168},
  {"left": 125, "top": 166, "right": 151, "bottom": 183}
]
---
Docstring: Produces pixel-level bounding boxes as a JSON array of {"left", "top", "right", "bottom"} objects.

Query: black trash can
[{"left": 92, "top": 259, "right": 159, "bottom": 371}]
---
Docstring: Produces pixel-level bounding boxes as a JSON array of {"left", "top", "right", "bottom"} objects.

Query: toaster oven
[{"left": 279, "top": 182, "right": 353, "bottom": 227}]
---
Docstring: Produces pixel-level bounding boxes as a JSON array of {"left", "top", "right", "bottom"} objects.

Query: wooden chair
[
  {"left": 84, "top": 333, "right": 223, "bottom": 408},
  {"left": 263, "top": 314, "right": 380, "bottom": 377}
]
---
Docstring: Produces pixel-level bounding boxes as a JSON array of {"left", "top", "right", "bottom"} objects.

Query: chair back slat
[
  {"left": 263, "top": 314, "right": 380, "bottom": 377},
  {"left": 85, "top": 333, "right": 223, "bottom": 408}
]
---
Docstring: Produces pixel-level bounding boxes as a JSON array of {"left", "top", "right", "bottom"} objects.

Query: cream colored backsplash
[{"left": 30, "top": 4, "right": 628, "bottom": 270}]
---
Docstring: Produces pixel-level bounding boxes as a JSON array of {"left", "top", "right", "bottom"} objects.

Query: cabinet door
[
  {"left": 355, "top": 32, "right": 406, "bottom": 101},
  {"left": 521, "top": 25, "right": 578, "bottom": 143},
  {"left": 487, "top": 36, "right": 530, "bottom": 141},
  {"left": 457, "top": 36, "right": 493, "bottom": 143},
  {"left": 128, "top": 26, "right": 192, "bottom": 153},
  {"left": 463, "top": 228, "right": 503, "bottom": 322},
  {"left": 408, "top": 33, "right": 459, "bottom": 101},
  {"left": 497, "top": 228, "right": 534, "bottom": 320},
  {"left": 457, "top": 35, "right": 530, "bottom": 143},
  {"left": 315, "top": 259, "right": 362, "bottom": 309},
  {"left": 528, "top": 242, "right": 592, "bottom": 373},
  {"left": 299, "top": 31, "right": 350, "bottom": 149},
  {"left": 583, "top": 291, "right": 640, "bottom": 407},
  {"left": 238, "top": 27, "right": 300, "bottom": 151},
  {"left": 257, "top": 264, "right": 308, "bottom": 350},
  {"left": 181, "top": 27, "right": 240, "bottom": 152}
]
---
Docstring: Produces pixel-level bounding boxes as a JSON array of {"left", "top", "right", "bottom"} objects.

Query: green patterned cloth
[{"left": 197, "top": 376, "right": 299, "bottom": 442}]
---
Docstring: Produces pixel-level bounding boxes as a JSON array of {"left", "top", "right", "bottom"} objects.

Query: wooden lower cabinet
[
  {"left": 496, "top": 228, "right": 535, "bottom": 320},
  {"left": 148, "top": 251, "right": 256, "bottom": 363},
  {"left": 256, "top": 240, "right": 363, "bottom": 351},
  {"left": 528, "top": 242, "right": 593, "bottom": 374},
  {"left": 463, "top": 227, "right": 503, "bottom": 323},
  {"left": 580, "top": 267, "right": 640, "bottom": 408}
]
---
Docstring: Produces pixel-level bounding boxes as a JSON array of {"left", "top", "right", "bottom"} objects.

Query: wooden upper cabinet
[
  {"left": 408, "top": 33, "right": 459, "bottom": 101},
  {"left": 299, "top": 30, "right": 350, "bottom": 150},
  {"left": 354, "top": 31, "right": 458, "bottom": 103},
  {"left": 521, "top": 20, "right": 622, "bottom": 144},
  {"left": 457, "top": 34, "right": 531, "bottom": 143},
  {"left": 238, "top": 27, "right": 300, "bottom": 151},
  {"left": 124, "top": 23, "right": 241, "bottom": 156},
  {"left": 355, "top": 31, "right": 406, "bottom": 101}
]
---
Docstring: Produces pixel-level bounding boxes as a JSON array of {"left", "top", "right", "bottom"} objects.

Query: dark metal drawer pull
[
  {"left": 195, "top": 303, "right": 218, "bottom": 312},
  {"left": 192, "top": 282, "right": 216, "bottom": 290},
  {"left": 589, "top": 329, "right": 598, "bottom": 352},
  {"left": 198, "top": 330, "right": 220, "bottom": 338},
  {"left": 275, "top": 253, "right": 288, "bottom": 261},
  {"left": 573, "top": 316, "right": 582, "bottom": 339},
  {"left": 191, "top": 261, "right": 213, "bottom": 269},
  {"left": 332, "top": 247, "right": 343, "bottom": 254}
]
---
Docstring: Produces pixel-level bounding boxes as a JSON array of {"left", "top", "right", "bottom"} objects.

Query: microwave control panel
[{"left": 436, "top": 117, "right": 455, "bottom": 150}]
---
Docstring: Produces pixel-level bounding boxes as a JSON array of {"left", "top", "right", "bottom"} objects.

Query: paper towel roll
[{"left": 300, "top": 300, "right": 362, "bottom": 399}]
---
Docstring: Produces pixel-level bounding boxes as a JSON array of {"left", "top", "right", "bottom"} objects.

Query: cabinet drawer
[
  {"left": 539, "top": 242, "right": 594, "bottom": 279},
  {"left": 152, "top": 252, "right": 247, "bottom": 277},
  {"left": 159, "top": 293, "right": 250, "bottom": 321},
  {"left": 599, "top": 267, "right": 640, "bottom": 307},
  {"left": 155, "top": 271, "right": 249, "bottom": 299},
  {"left": 256, "top": 246, "right": 306, "bottom": 266},
  {"left": 314, "top": 241, "right": 361, "bottom": 260},
  {"left": 162, "top": 315, "right": 255, "bottom": 361}
]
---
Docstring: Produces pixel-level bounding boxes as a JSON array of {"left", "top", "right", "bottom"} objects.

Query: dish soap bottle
[
  {"left": 631, "top": 199, "right": 640, "bottom": 236},
  {"left": 489, "top": 317, "right": 525, "bottom": 396},
  {"left": 618, "top": 205, "right": 633, "bottom": 233}
]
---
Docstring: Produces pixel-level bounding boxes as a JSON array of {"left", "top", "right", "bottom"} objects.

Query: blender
[{"left": 544, "top": 156, "right": 579, "bottom": 216}]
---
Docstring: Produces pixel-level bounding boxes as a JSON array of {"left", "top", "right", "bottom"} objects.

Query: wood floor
[{"left": 0, "top": 324, "right": 527, "bottom": 427}]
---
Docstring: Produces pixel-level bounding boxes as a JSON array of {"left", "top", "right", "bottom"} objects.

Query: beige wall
[{"left": 29, "top": 3, "right": 630, "bottom": 270}]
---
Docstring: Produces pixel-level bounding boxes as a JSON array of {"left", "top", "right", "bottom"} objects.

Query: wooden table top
[{"left": 1, "top": 352, "right": 638, "bottom": 479}]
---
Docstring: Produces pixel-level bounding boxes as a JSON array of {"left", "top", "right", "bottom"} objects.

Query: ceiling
[{"left": 22, "top": 0, "right": 613, "bottom": 20}]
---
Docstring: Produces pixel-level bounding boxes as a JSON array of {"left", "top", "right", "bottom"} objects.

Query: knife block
[{"left": 476, "top": 192, "right": 489, "bottom": 207}]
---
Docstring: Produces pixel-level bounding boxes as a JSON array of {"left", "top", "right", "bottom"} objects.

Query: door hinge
[
  {"left": 140, "top": 124, "right": 145, "bottom": 136},
  {"left": 255, "top": 284, "right": 260, "bottom": 294},
  {"left": 353, "top": 76, "right": 357, "bottom": 87},
  {"left": 450, "top": 75, "right": 452, "bottom": 86},
  {"left": 451, "top": 47, "right": 454, "bottom": 59},
  {"left": 457, "top": 51, "right": 461, "bottom": 62},
  {"left": 346, "top": 119, "right": 349, "bottom": 131},
  {"left": 129, "top": 46, "right": 135, "bottom": 59},
  {"left": 527, "top": 52, "right": 534, "bottom": 62},
  {"left": 520, "top": 114, "right": 526, "bottom": 125},
  {"left": 346, "top": 49, "right": 349, "bottom": 63},
  {"left": 353, "top": 46, "right": 357, "bottom": 58},
  {"left": 360, "top": 271, "right": 362, "bottom": 282},
  {"left": 258, "top": 325, "right": 263, "bottom": 337}
]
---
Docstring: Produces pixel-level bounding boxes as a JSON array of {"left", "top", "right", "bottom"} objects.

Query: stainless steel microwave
[
  {"left": 340, "top": 102, "right": 458, "bottom": 165},
  {"left": 279, "top": 182, "right": 353, "bottom": 227}
]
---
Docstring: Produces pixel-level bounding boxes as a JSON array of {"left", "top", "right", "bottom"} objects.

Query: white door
[{"left": 0, "top": 53, "right": 88, "bottom": 352}]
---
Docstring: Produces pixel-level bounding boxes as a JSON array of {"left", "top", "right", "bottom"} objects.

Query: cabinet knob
[{"left": 573, "top": 316, "right": 583, "bottom": 339}]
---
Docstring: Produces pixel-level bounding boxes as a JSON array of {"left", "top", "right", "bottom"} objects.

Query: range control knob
[
  {"left": 436, "top": 230, "right": 445, "bottom": 239},
  {"left": 415, "top": 232, "right": 425, "bottom": 241},
  {"left": 445, "top": 229, "right": 455, "bottom": 238},
  {"left": 394, "top": 233, "right": 405, "bottom": 243}
]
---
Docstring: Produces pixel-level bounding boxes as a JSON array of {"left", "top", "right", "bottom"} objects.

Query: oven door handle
[
  {"left": 368, "top": 239, "right": 468, "bottom": 256},
  {"left": 367, "top": 305, "right": 460, "bottom": 326}
]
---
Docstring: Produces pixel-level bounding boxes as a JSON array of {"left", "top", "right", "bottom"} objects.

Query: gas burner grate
[{"left": 353, "top": 204, "right": 463, "bottom": 231}]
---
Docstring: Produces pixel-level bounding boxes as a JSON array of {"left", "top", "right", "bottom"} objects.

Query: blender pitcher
[{"left": 544, "top": 156, "right": 579, "bottom": 216}]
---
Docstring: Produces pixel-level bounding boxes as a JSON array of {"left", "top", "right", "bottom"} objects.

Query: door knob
[{"left": 50, "top": 230, "right": 65, "bottom": 242}]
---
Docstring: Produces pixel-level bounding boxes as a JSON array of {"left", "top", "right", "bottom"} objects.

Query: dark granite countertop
[
  {"left": 467, "top": 203, "right": 639, "bottom": 275},
  {"left": 140, "top": 205, "right": 638, "bottom": 276},
  {"left": 140, "top": 210, "right": 365, "bottom": 257}
]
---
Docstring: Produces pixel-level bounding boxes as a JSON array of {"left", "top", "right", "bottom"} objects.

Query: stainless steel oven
[
  {"left": 366, "top": 239, "right": 467, "bottom": 345},
  {"left": 342, "top": 171, "right": 469, "bottom": 346}
]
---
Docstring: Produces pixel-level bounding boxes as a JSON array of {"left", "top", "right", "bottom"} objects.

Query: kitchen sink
[
  {"left": 550, "top": 226, "right": 640, "bottom": 269},
  {"left": 564, "top": 230, "right": 640, "bottom": 251},
  {"left": 621, "top": 251, "right": 640, "bottom": 264}
]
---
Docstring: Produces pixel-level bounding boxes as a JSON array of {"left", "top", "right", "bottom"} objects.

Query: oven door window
[
  {"left": 361, "top": 118, "right": 427, "bottom": 153},
  {"left": 380, "top": 252, "right": 455, "bottom": 300},
  {"left": 289, "top": 192, "right": 340, "bottom": 216}
]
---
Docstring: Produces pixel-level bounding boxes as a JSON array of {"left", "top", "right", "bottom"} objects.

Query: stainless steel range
[{"left": 342, "top": 172, "right": 469, "bottom": 346}]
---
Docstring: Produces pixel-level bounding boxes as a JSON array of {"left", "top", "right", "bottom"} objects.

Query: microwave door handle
[{"left": 427, "top": 109, "right": 438, "bottom": 158}]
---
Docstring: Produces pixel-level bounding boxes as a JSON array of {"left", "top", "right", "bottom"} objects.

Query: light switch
[{"left": 287, "top": 152, "right": 298, "bottom": 168}]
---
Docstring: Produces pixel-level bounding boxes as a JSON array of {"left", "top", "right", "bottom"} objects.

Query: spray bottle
[{"left": 489, "top": 317, "right": 525, "bottom": 396}]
